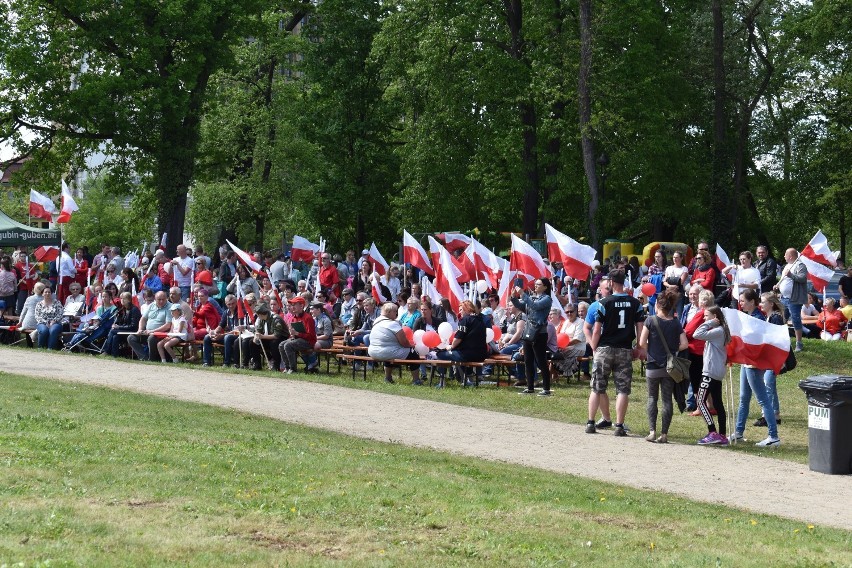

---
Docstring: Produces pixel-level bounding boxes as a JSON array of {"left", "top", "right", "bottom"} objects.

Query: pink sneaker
[{"left": 697, "top": 432, "right": 727, "bottom": 445}]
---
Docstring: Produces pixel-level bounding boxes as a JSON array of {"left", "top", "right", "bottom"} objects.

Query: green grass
[{"left": 0, "top": 374, "right": 850, "bottom": 566}]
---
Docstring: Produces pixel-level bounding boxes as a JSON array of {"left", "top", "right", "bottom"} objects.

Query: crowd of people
[{"left": 1, "top": 238, "right": 850, "bottom": 449}]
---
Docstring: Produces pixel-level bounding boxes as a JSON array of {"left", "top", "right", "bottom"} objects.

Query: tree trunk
[
  {"left": 709, "top": 0, "right": 732, "bottom": 247},
  {"left": 578, "top": 0, "right": 600, "bottom": 251}
]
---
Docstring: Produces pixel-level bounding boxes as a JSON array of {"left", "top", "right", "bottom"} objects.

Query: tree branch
[{"left": 42, "top": 0, "right": 131, "bottom": 60}]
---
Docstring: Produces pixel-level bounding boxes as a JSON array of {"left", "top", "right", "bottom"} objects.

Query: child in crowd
[
  {"left": 158, "top": 304, "right": 189, "bottom": 363},
  {"left": 693, "top": 306, "right": 731, "bottom": 445}
]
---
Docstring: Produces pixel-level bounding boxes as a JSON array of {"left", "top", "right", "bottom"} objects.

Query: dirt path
[{"left": 4, "top": 350, "right": 851, "bottom": 531}]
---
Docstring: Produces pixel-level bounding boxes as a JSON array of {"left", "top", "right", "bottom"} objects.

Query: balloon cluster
[{"left": 410, "top": 320, "right": 503, "bottom": 354}]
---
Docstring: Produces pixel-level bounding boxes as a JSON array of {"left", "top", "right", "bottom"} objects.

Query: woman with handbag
[
  {"left": 511, "top": 278, "right": 553, "bottom": 396},
  {"left": 637, "top": 288, "right": 688, "bottom": 443}
]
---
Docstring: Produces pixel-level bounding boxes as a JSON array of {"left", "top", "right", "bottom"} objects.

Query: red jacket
[
  {"left": 285, "top": 311, "right": 317, "bottom": 344},
  {"left": 683, "top": 309, "right": 706, "bottom": 356},
  {"left": 319, "top": 265, "right": 340, "bottom": 294},
  {"left": 193, "top": 301, "right": 220, "bottom": 332}
]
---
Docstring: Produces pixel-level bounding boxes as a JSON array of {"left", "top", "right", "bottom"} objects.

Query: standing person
[
  {"left": 775, "top": 247, "right": 808, "bottom": 352},
  {"left": 838, "top": 266, "right": 852, "bottom": 301},
  {"left": 755, "top": 245, "right": 778, "bottom": 293},
  {"left": 318, "top": 252, "right": 341, "bottom": 297},
  {"left": 511, "top": 278, "right": 553, "bottom": 396},
  {"left": 754, "top": 292, "right": 785, "bottom": 427},
  {"left": 584, "top": 277, "right": 614, "bottom": 426},
  {"left": 56, "top": 242, "right": 77, "bottom": 303},
  {"left": 638, "top": 289, "right": 688, "bottom": 444},
  {"left": 173, "top": 244, "right": 195, "bottom": 300},
  {"left": 14, "top": 251, "right": 37, "bottom": 316},
  {"left": 586, "top": 270, "right": 645, "bottom": 436},
  {"left": 0, "top": 256, "right": 17, "bottom": 313},
  {"left": 690, "top": 250, "right": 717, "bottom": 292},
  {"left": 693, "top": 306, "right": 732, "bottom": 445},
  {"left": 73, "top": 247, "right": 89, "bottom": 290},
  {"left": 663, "top": 250, "right": 688, "bottom": 316},
  {"left": 730, "top": 289, "right": 781, "bottom": 447}
]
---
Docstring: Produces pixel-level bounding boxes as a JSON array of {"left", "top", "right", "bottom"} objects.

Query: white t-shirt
[
  {"left": 735, "top": 266, "right": 760, "bottom": 289},
  {"left": 664, "top": 265, "right": 687, "bottom": 283},
  {"left": 367, "top": 316, "right": 411, "bottom": 361},
  {"left": 174, "top": 256, "right": 194, "bottom": 287}
]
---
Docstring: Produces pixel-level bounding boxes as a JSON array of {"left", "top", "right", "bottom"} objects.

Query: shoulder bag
[{"left": 651, "top": 316, "right": 690, "bottom": 383}]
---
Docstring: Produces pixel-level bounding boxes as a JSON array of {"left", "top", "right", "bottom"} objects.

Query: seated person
[
  {"left": 203, "top": 294, "right": 241, "bottom": 367},
  {"left": 304, "top": 301, "right": 333, "bottom": 372},
  {"left": 839, "top": 296, "right": 852, "bottom": 322},
  {"left": 552, "top": 303, "right": 586, "bottom": 377},
  {"left": 817, "top": 298, "right": 848, "bottom": 341},
  {"left": 192, "top": 288, "right": 221, "bottom": 340},
  {"left": 278, "top": 296, "right": 316, "bottom": 373},
  {"left": 157, "top": 303, "right": 190, "bottom": 362},
  {"left": 367, "top": 301, "right": 421, "bottom": 384},
  {"left": 0, "top": 300, "right": 17, "bottom": 344},
  {"left": 103, "top": 292, "right": 142, "bottom": 357},
  {"left": 34, "top": 287, "right": 65, "bottom": 350},
  {"left": 436, "top": 300, "right": 488, "bottom": 386},
  {"left": 241, "top": 303, "right": 289, "bottom": 370},
  {"left": 194, "top": 258, "right": 216, "bottom": 295},
  {"left": 128, "top": 291, "right": 173, "bottom": 361}
]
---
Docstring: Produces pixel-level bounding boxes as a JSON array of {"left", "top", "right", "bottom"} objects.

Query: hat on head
[
  {"left": 170, "top": 303, "right": 182, "bottom": 312},
  {"left": 361, "top": 249, "right": 369, "bottom": 255},
  {"left": 154, "top": 249, "right": 165, "bottom": 257},
  {"left": 255, "top": 304, "right": 270, "bottom": 315},
  {"left": 310, "top": 302, "right": 324, "bottom": 309},
  {"left": 141, "top": 257, "right": 150, "bottom": 265},
  {"left": 342, "top": 288, "right": 354, "bottom": 296},
  {"left": 481, "top": 307, "right": 493, "bottom": 316},
  {"left": 288, "top": 296, "right": 306, "bottom": 305}
]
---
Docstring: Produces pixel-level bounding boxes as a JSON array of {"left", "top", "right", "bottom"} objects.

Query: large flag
[
  {"left": 801, "top": 230, "right": 838, "bottom": 267},
  {"left": 226, "top": 239, "right": 264, "bottom": 274},
  {"left": 799, "top": 255, "right": 834, "bottom": 292},
  {"left": 465, "top": 238, "right": 501, "bottom": 287},
  {"left": 29, "top": 189, "right": 56, "bottom": 222},
  {"left": 403, "top": 230, "right": 434, "bottom": 275},
  {"left": 56, "top": 180, "right": 79, "bottom": 224},
  {"left": 370, "top": 272, "right": 390, "bottom": 304},
  {"left": 716, "top": 243, "right": 733, "bottom": 282},
  {"left": 510, "top": 234, "right": 550, "bottom": 284},
  {"left": 291, "top": 235, "right": 320, "bottom": 263},
  {"left": 367, "top": 242, "right": 389, "bottom": 276},
  {"left": 544, "top": 223, "right": 597, "bottom": 280},
  {"left": 421, "top": 275, "right": 443, "bottom": 305},
  {"left": 428, "top": 236, "right": 463, "bottom": 280},
  {"left": 722, "top": 307, "right": 790, "bottom": 374},
  {"left": 438, "top": 232, "right": 471, "bottom": 252},
  {"left": 429, "top": 236, "right": 465, "bottom": 313},
  {"left": 33, "top": 245, "right": 60, "bottom": 263},
  {"left": 496, "top": 265, "right": 515, "bottom": 309}
]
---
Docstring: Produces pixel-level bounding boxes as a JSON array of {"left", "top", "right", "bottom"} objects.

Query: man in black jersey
[{"left": 586, "top": 269, "right": 645, "bottom": 436}]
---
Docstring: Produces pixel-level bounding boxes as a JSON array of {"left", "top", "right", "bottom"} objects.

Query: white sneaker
[
  {"left": 728, "top": 432, "right": 744, "bottom": 444},
  {"left": 755, "top": 436, "right": 781, "bottom": 448}
]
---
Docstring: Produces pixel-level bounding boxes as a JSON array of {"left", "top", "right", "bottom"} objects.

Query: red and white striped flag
[
  {"left": 428, "top": 236, "right": 463, "bottom": 281},
  {"left": 367, "top": 242, "right": 389, "bottom": 276},
  {"left": 716, "top": 243, "right": 733, "bottom": 282},
  {"left": 510, "top": 233, "right": 550, "bottom": 285},
  {"left": 723, "top": 307, "right": 790, "bottom": 374},
  {"left": 420, "top": 275, "right": 443, "bottom": 305},
  {"left": 29, "top": 189, "right": 56, "bottom": 222},
  {"left": 544, "top": 223, "right": 597, "bottom": 280},
  {"left": 159, "top": 233, "right": 168, "bottom": 251},
  {"left": 403, "top": 230, "right": 434, "bottom": 276},
  {"left": 496, "top": 265, "right": 515, "bottom": 309},
  {"left": 438, "top": 232, "right": 471, "bottom": 252},
  {"left": 465, "top": 238, "right": 502, "bottom": 288},
  {"left": 291, "top": 235, "right": 320, "bottom": 263},
  {"left": 226, "top": 239, "right": 264, "bottom": 274},
  {"left": 56, "top": 180, "right": 79, "bottom": 224},
  {"left": 428, "top": 236, "right": 465, "bottom": 314},
  {"left": 370, "top": 272, "right": 389, "bottom": 304},
  {"left": 799, "top": 255, "right": 835, "bottom": 292},
  {"left": 801, "top": 230, "right": 838, "bottom": 267}
]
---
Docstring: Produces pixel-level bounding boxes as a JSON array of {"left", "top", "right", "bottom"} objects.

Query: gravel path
[{"left": 4, "top": 349, "right": 851, "bottom": 531}]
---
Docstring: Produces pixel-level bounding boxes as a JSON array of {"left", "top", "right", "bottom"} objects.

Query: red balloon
[
  {"left": 422, "top": 330, "right": 441, "bottom": 348},
  {"left": 641, "top": 282, "right": 657, "bottom": 297},
  {"left": 402, "top": 326, "right": 414, "bottom": 344},
  {"left": 557, "top": 332, "right": 570, "bottom": 349},
  {"left": 492, "top": 325, "right": 502, "bottom": 342}
]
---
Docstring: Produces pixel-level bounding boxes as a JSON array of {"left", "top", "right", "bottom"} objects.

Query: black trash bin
[{"left": 798, "top": 375, "right": 852, "bottom": 475}]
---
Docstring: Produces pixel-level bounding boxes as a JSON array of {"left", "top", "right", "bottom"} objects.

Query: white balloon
[
  {"left": 413, "top": 329, "right": 426, "bottom": 346},
  {"left": 591, "top": 260, "right": 600, "bottom": 268},
  {"left": 438, "top": 342, "right": 447, "bottom": 350},
  {"left": 485, "top": 328, "right": 494, "bottom": 343},
  {"left": 476, "top": 279, "right": 489, "bottom": 294},
  {"left": 438, "top": 321, "right": 453, "bottom": 343},
  {"left": 163, "top": 261, "right": 172, "bottom": 273},
  {"left": 415, "top": 343, "right": 430, "bottom": 357}
]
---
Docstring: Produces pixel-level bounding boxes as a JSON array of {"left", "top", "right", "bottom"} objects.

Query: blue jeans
[
  {"left": 736, "top": 366, "right": 778, "bottom": 438},
  {"left": 763, "top": 369, "right": 780, "bottom": 418},
  {"left": 203, "top": 333, "right": 238, "bottom": 366},
  {"left": 36, "top": 322, "right": 63, "bottom": 350},
  {"left": 781, "top": 298, "right": 803, "bottom": 332}
]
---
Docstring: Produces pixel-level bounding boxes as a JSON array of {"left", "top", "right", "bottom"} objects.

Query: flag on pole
[
  {"left": 722, "top": 307, "right": 790, "bottom": 374},
  {"left": 291, "top": 235, "right": 320, "bottom": 263},
  {"left": 465, "top": 238, "right": 502, "bottom": 288},
  {"left": 544, "top": 223, "right": 597, "bottom": 280},
  {"left": 226, "top": 239, "right": 264, "bottom": 274},
  {"left": 437, "top": 232, "right": 471, "bottom": 252},
  {"left": 428, "top": 236, "right": 465, "bottom": 313},
  {"left": 496, "top": 265, "right": 515, "bottom": 309},
  {"left": 370, "top": 272, "right": 390, "bottom": 304},
  {"left": 421, "top": 275, "right": 443, "bottom": 305},
  {"left": 367, "top": 243, "right": 389, "bottom": 276},
  {"left": 29, "top": 189, "right": 57, "bottom": 222},
  {"left": 715, "top": 243, "right": 733, "bottom": 282},
  {"left": 159, "top": 233, "right": 168, "bottom": 251},
  {"left": 510, "top": 234, "right": 550, "bottom": 284},
  {"left": 33, "top": 245, "right": 60, "bottom": 263},
  {"left": 799, "top": 255, "right": 835, "bottom": 292},
  {"left": 403, "top": 230, "right": 434, "bottom": 275},
  {"left": 551, "top": 289, "right": 566, "bottom": 318},
  {"left": 56, "top": 180, "right": 79, "bottom": 224},
  {"left": 801, "top": 230, "right": 838, "bottom": 267},
  {"left": 428, "top": 237, "right": 463, "bottom": 280},
  {"left": 131, "top": 277, "right": 141, "bottom": 308}
]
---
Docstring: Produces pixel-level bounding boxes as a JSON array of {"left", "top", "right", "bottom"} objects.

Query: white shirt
[
  {"left": 174, "top": 256, "right": 194, "bottom": 287},
  {"left": 58, "top": 251, "right": 76, "bottom": 278}
]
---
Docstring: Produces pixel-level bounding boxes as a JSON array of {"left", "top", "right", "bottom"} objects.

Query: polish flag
[
  {"left": 429, "top": 237, "right": 465, "bottom": 313},
  {"left": 438, "top": 232, "right": 471, "bottom": 252},
  {"left": 465, "top": 238, "right": 501, "bottom": 288},
  {"left": 370, "top": 272, "right": 389, "bottom": 304},
  {"left": 56, "top": 180, "right": 79, "bottom": 224},
  {"left": 510, "top": 234, "right": 550, "bottom": 284},
  {"left": 403, "top": 230, "right": 434, "bottom": 276},
  {"left": 226, "top": 239, "right": 264, "bottom": 274},
  {"left": 420, "top": 275, "right": 443, "bottom": 305},
  {"left": 131, "top": 277, "right": 141, "bottom": 308},
  {"left": 544, "top": 223, "right": 597, "bottom": 280},
  {"left": 159, "top": 233, "right": 168, "bottom": 251},
  {"left": 29, "top": 189, "right": 57, "bottom": 222},
  {"left": 453, "top": 250, "right": 476, "bottom": 284},
  {"left": 367, "top": 243, "right": 389, "bottom": 276},
  {"left": 33, "top": 245, "right": 60, "bottom": 263},
  {"left": 716, "top": 243, "right": 733, "bottom": 282},
  {"left": 291, "top": 235, "right": 320, "bottom": 263},
  {"left": 723, "top": 307, "right": 790, "bottom": 374},
  {"left": 496, "top": 266, "right": 515, "bottom": 309},
  {"left": 428, "top": 236, "right": 463, "bottom": 280},
  {"left": 801, "top": 230, "right": 838, "bottom": 267},
  {"left": 799, "top": 255, "right": 835, "bottom": 293}
]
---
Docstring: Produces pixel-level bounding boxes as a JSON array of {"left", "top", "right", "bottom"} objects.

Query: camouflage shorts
[{"left": 591, "top": 346, "right": 633, "bottom": 395}]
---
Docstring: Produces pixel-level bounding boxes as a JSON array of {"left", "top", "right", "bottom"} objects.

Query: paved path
[{"left": 4, "top": 349, "right": 851, "bottom": 531}]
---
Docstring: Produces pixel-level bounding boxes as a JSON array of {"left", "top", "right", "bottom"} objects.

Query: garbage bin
[{"left": 798, "top": 375, "right": 852, "bottom": 474}]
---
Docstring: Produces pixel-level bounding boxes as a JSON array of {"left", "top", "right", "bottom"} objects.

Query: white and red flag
[
  {"left": 158, "top": 233, "right": 168, "bottom": 251},
  {"left": 453, "top": 250, "right": 475, "bottom": 284},
  {"left": 420, "top": 275, "right": 443, "bottom": 305},
  {"left": 716, "top": 243, "right": 733, "bottom": 281},
  {"left": 801, "top": 230, "right": 838, "bottom": 268},
  {"left": 428, "top": 236, "right": 465, "bottom": 313},
  {"left": 465, "top": 238, "right": 501, "bottom": 287},
  {"left": 496, "top": 265, "right": 515, "bottom": 309},
  {"left": 799, "top": 255, "right": 835, "bottom": 292},
  {"left": 722, "top": 307, "right": 790, "bottom": 374},
  {"left": 428, "top": 236, "right": 463, "bottom": 281},
  {"left": 438, "top": 232, "right": 471, "bottom": 253},
  {"left": 29, "top": 189, "right": 56, "bottom": 222},
  {"left": 367, "top": 242, "right": 389, "bottom": 276},
  {"left": 403, "top": 230, "right": 434, "bottom": 276},
  {"left": 56, "top": 180, "right": 79, "bottom": 224},
  {"left": 544, "top": 223, "right": 597, "bottom": 280},
  {"left": 226, "top": 239, "right": 264, "bottom": 275},
  {"left": 510, "top": 234, "right": 550, "bottom": 285},
  {"left": 370, "top": 272, "right": 390, "bottom": 304},
  {"left": 291, "top": 235, "right": 320, "bottom": 263},
  {"left": 33, "top": 245, "right": 60, "bottom": 263}
]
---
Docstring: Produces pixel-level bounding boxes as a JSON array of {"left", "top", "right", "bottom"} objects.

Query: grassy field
[
  {"left": 170, "top": 336, "right": 850, "bottom": 464},
  {"left": 1, "top": 373, "right": 850, "bottom": 566}
]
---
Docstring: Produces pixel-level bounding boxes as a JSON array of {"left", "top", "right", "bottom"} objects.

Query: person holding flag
[
  {"left": 511, "top": 278, "right": 553, "bottom": 396},
  {"left": 774, "top": 248, "right": 808, "bottom": 352}
]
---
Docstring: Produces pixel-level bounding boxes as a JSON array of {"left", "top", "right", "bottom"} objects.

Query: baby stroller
[{"left": 64, "top": 307, "right": 118, "bottom": 354}]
